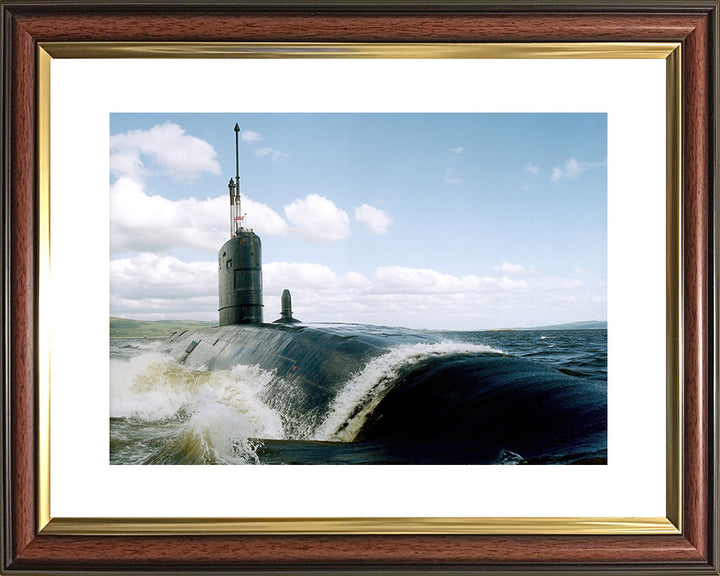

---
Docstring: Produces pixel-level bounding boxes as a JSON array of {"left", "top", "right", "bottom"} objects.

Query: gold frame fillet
[{"left": 36, "top": 41, "right": 682, "bottom": 536}]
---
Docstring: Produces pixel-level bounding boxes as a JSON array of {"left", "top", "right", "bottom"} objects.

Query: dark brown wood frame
[{"left": 1, "top": 1, "right": 717, "bottom": 573}]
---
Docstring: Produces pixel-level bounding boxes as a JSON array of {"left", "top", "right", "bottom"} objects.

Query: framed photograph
[{"left": 1, "top": 1, "right": 717, "bottom": 574}]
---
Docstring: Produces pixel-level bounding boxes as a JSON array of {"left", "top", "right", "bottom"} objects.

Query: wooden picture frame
[{"left": 1, "top": 1, "right": 717, "bottom": 573}]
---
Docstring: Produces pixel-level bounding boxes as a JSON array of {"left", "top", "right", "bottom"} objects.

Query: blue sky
[{"left": 109, "top": 113, "right": 606, "bottom": 330}]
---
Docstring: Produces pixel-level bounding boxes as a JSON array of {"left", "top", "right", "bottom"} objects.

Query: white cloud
[
  {"left": 261, "top": 263, "right": 531, "bottom": 325},
  {"left": 551, "top": 157, "right": 606, "bottom": 181},
  {"left": 111, "top": 253, "right": 216, "bottom": 301},
  {"left": 354, "top": 204, "right": 392, "bottom": 235},
  {"left": 525, "top": 163, "right": 540, "bottom": 175},
  {"left": 264, "top": 263, "right": 528, "bottom": 299},
  {"left": 110, "top": 148, "right": 145, "bottom": 181},
  {"left": 449, "top": 146, "right": 464, "bottom": 157},
  {"left": 110, "top": 176, "right": 287, "bottom": 254},
  {"left": 341, "top": 270, "right": 374, "bottom": 290},
  {"left": 110, "top": 295, "right": 219, "bottom": 321},
  {"left": 241, "top": 130, "right": 262, "bottom": 142},
  {"left": 110, "top": 122, "right": 221, "bottom": 182},
  {"left": 374, "top": 266, "right": 462, "bottom": 294},
  {"left": 254, "top": 146, "right": 289, "bottom": 162},
  {"left": 494, "top": 261, "right": 540, "bottom": 275},
  {"left": 111, "top": 182, "right": 356, "bottom": 255},
  {"left": 110, "top": 125, "right": 362, "bottom": 252},
  {"left": 564, "top": 157, "right": 584, "bottom": 180},
  {"left": 264, "top": 261, "right": 340, "bottom": 292},
  {"left": 110, "top": 177, "right": 227, "bottom": 253},
  {"left": 283, "top": 194, "right": 350, "bottom": 243},
  {"left": 373, "top": 266, "right": 528, "bottom": 295},
  {"left": 266, "top": 264, "right": 373, "bottom": 316},
  {"left": 241, "top": 197, "right": 289, "bottom": 236},
  {"left": 111, "top": 256, "right": 602, "bottom": 328},
  {"left": 264, "top": 262, "right": 372, "bottom": 294}
]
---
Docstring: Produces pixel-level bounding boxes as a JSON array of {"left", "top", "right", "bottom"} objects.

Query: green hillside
[{"left": 110, "top": 317, "right": 215, "bottom": 338}]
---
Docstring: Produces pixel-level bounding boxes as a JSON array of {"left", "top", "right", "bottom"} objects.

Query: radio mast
[{"left": 229, "top": 123, "right": 243, "bottom": 236}]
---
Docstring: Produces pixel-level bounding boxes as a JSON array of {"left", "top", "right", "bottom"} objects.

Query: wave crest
[
  {"left": 313, "top": 341, "right": 502, "bottom": 441},
  {"left": 111, "top": 352, "right": 284, "bottom": 463}
]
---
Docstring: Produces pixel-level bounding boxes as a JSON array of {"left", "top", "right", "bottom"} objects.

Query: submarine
[{"left": 158, "top": 124, "right": 607, "bottom": 465}]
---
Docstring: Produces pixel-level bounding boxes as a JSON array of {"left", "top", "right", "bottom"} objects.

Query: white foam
[
  {"left": 313, "top": 341, "right": 500, "bottom": 441},
  {"left": 110, "top": 352, "right": 193, "bottom": 420},
  {"left": 110, "top": 353, "right": 285, "bottom": 451},
  {"left": 186, "top": 397, "right": 274, "bottom": 464}
]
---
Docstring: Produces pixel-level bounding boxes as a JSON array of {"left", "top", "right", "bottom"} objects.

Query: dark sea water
[{"left": 110, "top": 326, "right": 606, "bottom": 465}]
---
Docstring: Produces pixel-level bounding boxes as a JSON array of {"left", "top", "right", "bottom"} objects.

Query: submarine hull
[{"left": 158, "top": 324, "right": 607, "bottom": 464}]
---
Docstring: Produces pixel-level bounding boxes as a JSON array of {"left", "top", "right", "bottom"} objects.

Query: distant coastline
[
  {"left": 516, "top": 320, "right": 607, "bottom": 331},
  {"left": 110, "top": 316, "right": 606, "bottom": 339},
  {"left": 110, "top": 317, "right": 215, "bottom": 339}
]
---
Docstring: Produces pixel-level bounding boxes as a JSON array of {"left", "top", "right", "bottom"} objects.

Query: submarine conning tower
[
  {"left": 218, "top": 123, "right": 264, "bottom": 326},
  {"left": 218, "top": 230, "right": 263, "bottom": 325}
]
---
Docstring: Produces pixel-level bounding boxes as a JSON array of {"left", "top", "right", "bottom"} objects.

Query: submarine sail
[
  {"left": 218, "top": 123, "right": 263, "bottom": 326},
  {"left": 218, "top": 231, "right": 263, "bottom": 325}
]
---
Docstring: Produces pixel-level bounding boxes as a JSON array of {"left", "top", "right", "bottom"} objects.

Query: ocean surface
[{"left": 110, "top": 326, "right": 606, "bottom": 465}]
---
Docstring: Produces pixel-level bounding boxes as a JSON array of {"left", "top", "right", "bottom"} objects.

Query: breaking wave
[
  {"left": 111, "top": 352, "right": 283, "bottom": 463},
  {"left": 313, "top": 341, "right": 501, "bottom": 442},
  {"left": 110, "top": 329, "right": 606, "bottom": 465}
]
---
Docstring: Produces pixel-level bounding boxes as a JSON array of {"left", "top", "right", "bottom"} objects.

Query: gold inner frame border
[{"left": 36, "top": 41, "right": 682, "bottom": 536}]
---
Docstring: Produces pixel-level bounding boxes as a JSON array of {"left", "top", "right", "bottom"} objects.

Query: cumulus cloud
[
  {"left": 264, "top": 263, "right": 529, "bottom": 299},
  {"left": 110, "top": 122, "right": 221, "bottom": 182},
  {"left": 111, "top": 181, "right": 349, "bottom": 255},
  {"left": 494, "top": 261, "right": 540, "bottom": 275},
  {"left": 261, "top": 264, "right": 544, "bottom": 326},
  {"left": 264, "top": 262, "right": 339, "bottom": 291},
  {"left": 110, "top": 177, "right": 227, "bottom": 253},
  {"left": 241, "top": 197, "right": 289, "bottom": 236},
  {"left": 110, "top": 295, "right": 219, "bottom": 320},
  {"left": 525, "top": 162, "right": 540, "bottom": 175},
  {"left": 374, "top": 266, "right": 528, "bottom": 294},
  {"left": 264, "top": 262, "right": 372, "bottom": 293},
  {"left": 283, "top": 194, "right": 350, "bottom": 243},
  {"left": 110, "top": 124, "right": 358, "bottom": 253},
  {"left": 111, "top": 254, "right": 600, "bottom": 328},
  {"left": 449, "top": 146, "right": 464, "bottom": 157},
  {"left": 261, "top": 263, "right": 533, "bottom": 325},
  {"left": 111, "top": 253, "right": 216, "bottom": 301},
  {"left": 110, "top": 176, "right": 287, "bottom": 254},
  {"left": 551, "top": 157, "right": 606, "bottom": 181},
  {"left": 110, "top": 254, "right": 223, "bottom": 320},
  {"left": 354, "top": 204, "right": 392, "bottom": 235}
]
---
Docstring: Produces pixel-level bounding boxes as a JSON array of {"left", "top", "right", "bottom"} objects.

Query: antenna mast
[{"left": 233, "top": 123, "right": 243, "bottom": 234}]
